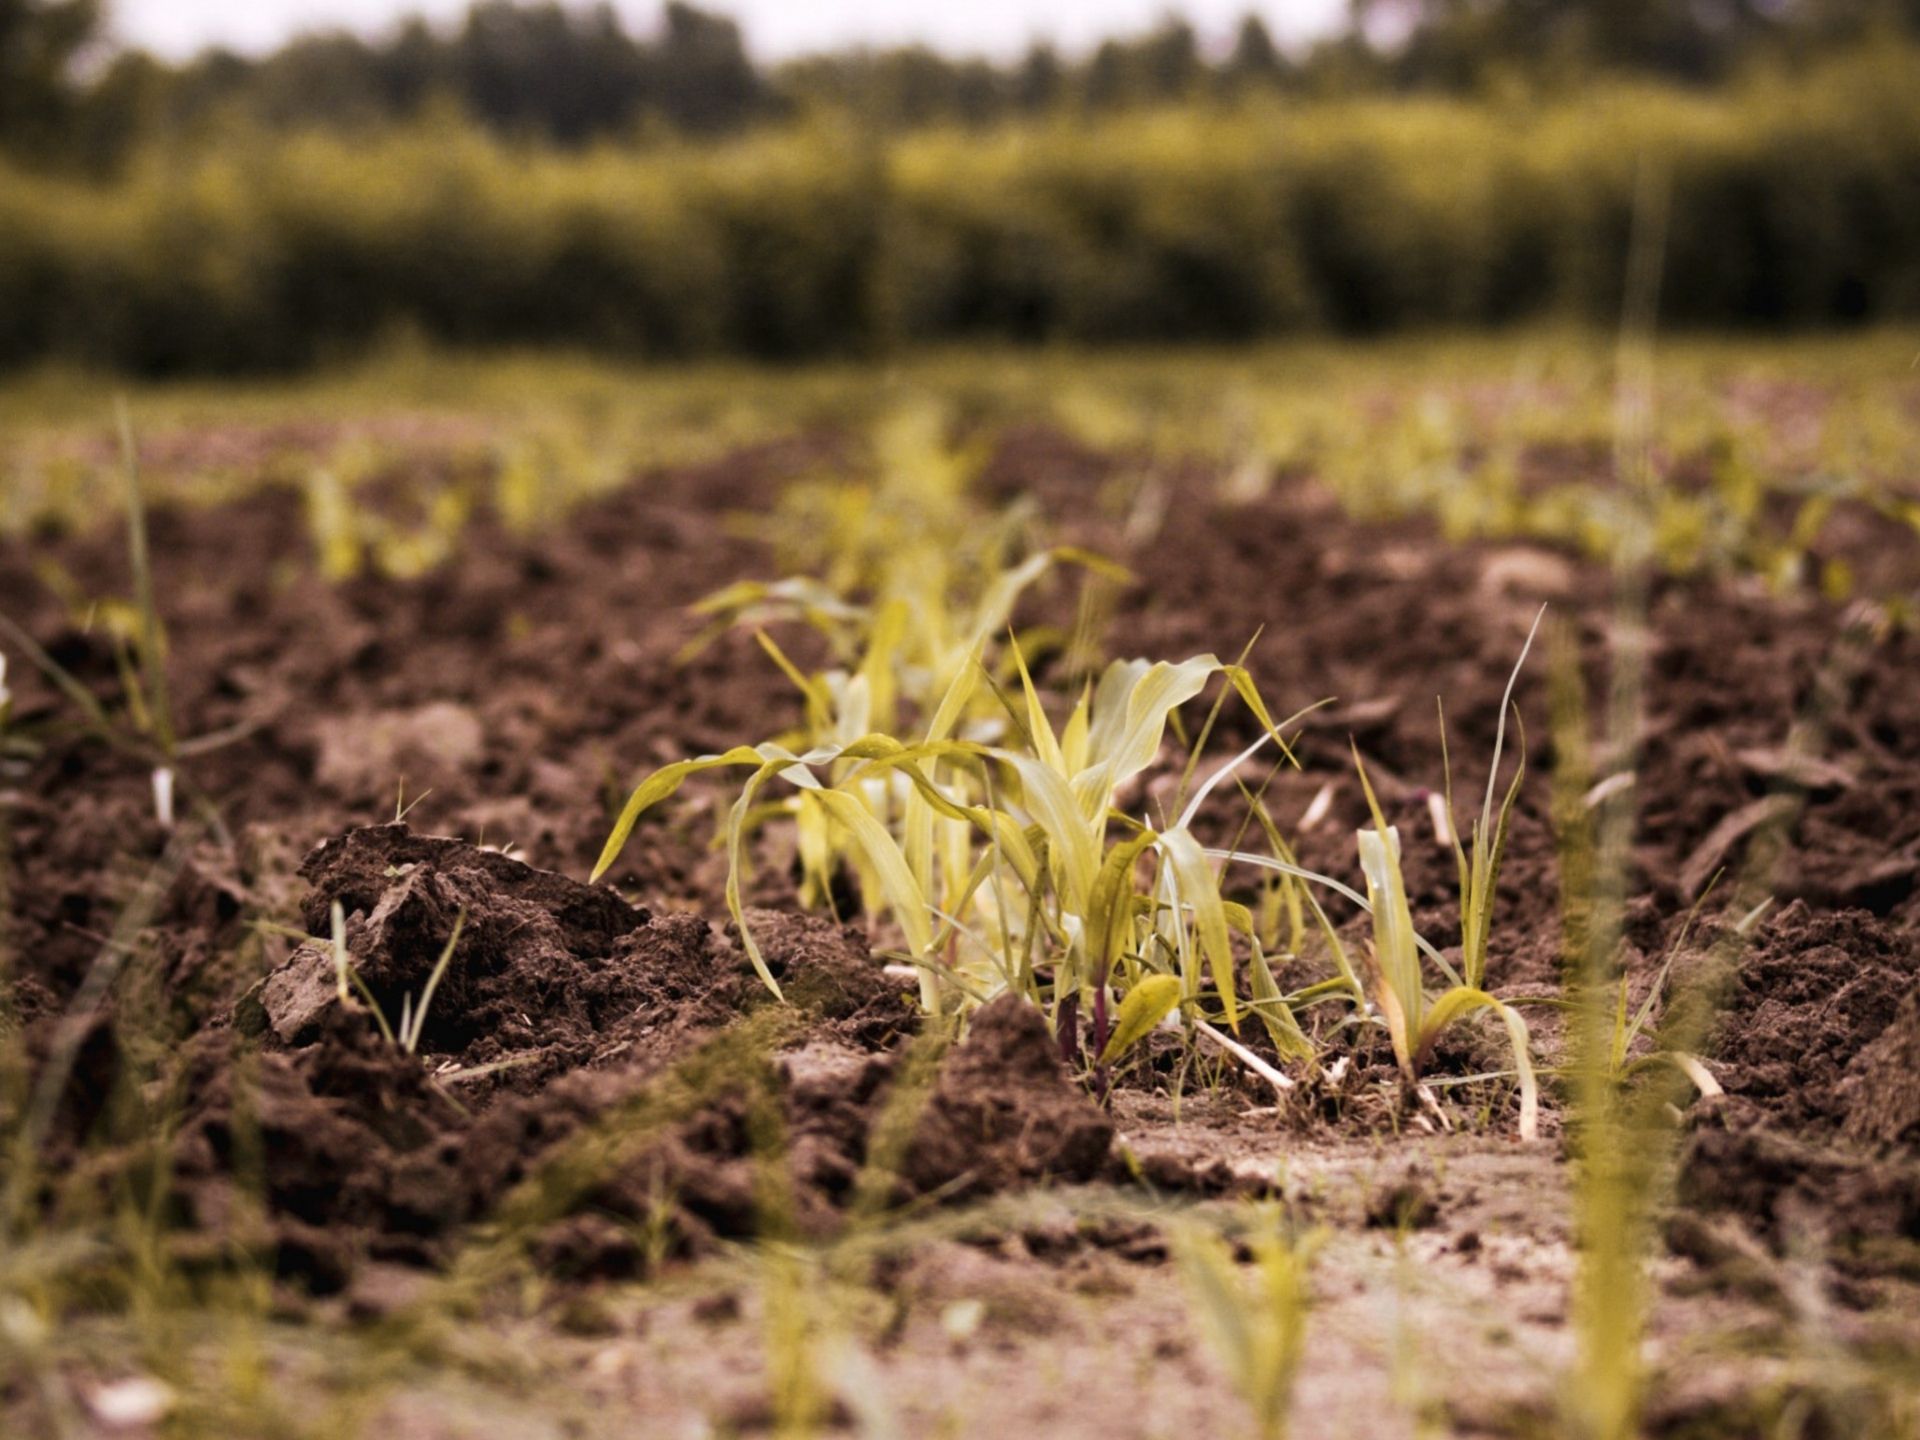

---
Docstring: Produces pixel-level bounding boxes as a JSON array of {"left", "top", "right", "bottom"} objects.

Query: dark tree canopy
[
  {"left": 1226, "top": 14, "right": 1287, "bottom": 89},
  {"left": 4, "top": 1, "right": 1915, "bottom": 171},
  {"left": 0, "top": 0, "right": 103, "bottom": 158}
]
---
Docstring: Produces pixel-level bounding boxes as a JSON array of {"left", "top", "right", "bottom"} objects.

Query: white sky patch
[{"left": 109, "top": 0, "right": 1347, "bottom": 63}]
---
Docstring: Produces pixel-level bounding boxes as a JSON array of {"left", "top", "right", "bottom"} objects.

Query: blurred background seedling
[
  {"left": 687, "top": 406, "right": 1129, "bottom": 714},
  {"left": 0, "top": 406, "right": 253, "bottom": 840},
  {"left": 1175, "top": 1208, "right": 1319, "bottom": 1440}
]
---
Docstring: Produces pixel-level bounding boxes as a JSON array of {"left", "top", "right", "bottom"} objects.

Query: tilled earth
[{"left": 2, "top": 421, "right": 1918, "bottom": 1437}]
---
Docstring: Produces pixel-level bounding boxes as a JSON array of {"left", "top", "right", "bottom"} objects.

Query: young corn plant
[
  {"left": 1350, "top": 758, "right": 1539, "bottom": 1140},
  {"left": 1358, "top": 622, "right": 1544, "bottom": 1138},
  {"left": 1200, "top": 628, "right": 1547, "bottom": 1139},
  {"left": 986, "top": 646, "right": 1318, "bottom": 1059},
  {"left": 593, "top": 640, "right": 1320, "bottom": 1067}
]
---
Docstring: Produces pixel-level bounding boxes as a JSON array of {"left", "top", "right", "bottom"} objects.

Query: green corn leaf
[
  {"left": 1107, "top": 655, "right": 1219, "bottom": 793},
  {"left": 1060, "top": 682, "right": 1092, "bottom": 775},
  {"left": 811, "top": 786, "right": 934, "bottom": 960},
  {"left": 923, "top": 642, "right": 983, "bottom": 744},
  {"left": 1088, "top": 828, "right": 1159, "bottom": 980},
  {"left": 593, "top": 744, "right": 776, "bottom": 882},
  {"left": 725, "top": 758, "right": 804, "bottom": 1001},
  {"left": 1009, "top": 631, "right": 1065, "bottom": 776},
  {"left": 1353, "top": 747, "right": 1424, "bottom": 1050},
  {"left": 1098, "top": 974, "right": 1183, "bottom": 1065},
  {"left": 1049, "top": 544, "right": 1135, "bottom": 585},
  {"left": 1160, "top": 826, "right": 1239, "bottom": 1031},
  {"left": 1417, "top": 987, "right": 1539, "bottom": 1141},
  {"left": 1206, "top": 845, "right": 1457, "bottom": 986},
  {"left": 1014, "top": 754, "right": 1100, "bottom": 917},
  {"left": 971, "top": 551, "right": 1057, "bottom": 648},
  {"left": 753, "top": 628, "right": 832, "bottom": 734},
  {"left": 1245, "top": 932, "right": 1315, "bottom": 1063},
  {"left": 861, "top": 599, "right": 910, "bottom": 732},
  {"left": 1222, "top": 663, "right": 1300, "bottom": 767}
]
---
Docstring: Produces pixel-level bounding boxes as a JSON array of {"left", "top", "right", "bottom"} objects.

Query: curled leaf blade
[{"left": 1098, "top": 974, "right": 1183, "bottom": 1065}]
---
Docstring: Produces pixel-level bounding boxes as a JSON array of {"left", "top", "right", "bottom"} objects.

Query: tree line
[
  {"left": 5, "top": 45, "right": 1915, "bottom": 373},
  {"left": 5, "top": 0, "right": 1920, "bottom": 172}
]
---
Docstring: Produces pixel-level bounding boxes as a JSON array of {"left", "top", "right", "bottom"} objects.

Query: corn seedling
[
  {"left": 1204, "top": 802, "right": 1538, "bottom": 1135},
  {"left": 596, "top": 637, "right": 1320, "bottom": 1065},
  {"left": 1348, "top": 619, "right": 1546, "bottom": 1138},
  {"left": 1440, "top": 607, "right": 1542, "bottom": 991},
  {"left": 1175, "top": 1211, "right": 1319, "bottom": 1440},
  {"left": 1350, "top": 760, "right": 1539, "bottom": 1141},
  {"left": 1256, "top": 614, "right": 1548, "bottom": 1139},
  {"left": 1204, "top": 636, "right": 1547, "bottom": 1136}
]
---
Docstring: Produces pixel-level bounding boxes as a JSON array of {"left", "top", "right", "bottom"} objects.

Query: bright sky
[{"left": 109, "top": 0, "right": 1349, "bottom": 63}]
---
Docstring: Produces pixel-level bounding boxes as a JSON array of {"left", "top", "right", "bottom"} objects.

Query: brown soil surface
[{"left": 3, "top": 421, "right": 1918, "bottom": 1435}]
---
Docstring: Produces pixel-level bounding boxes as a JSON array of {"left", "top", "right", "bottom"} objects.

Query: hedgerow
[{"left": 2, "top": 46, "right": 1916, "bottom": 373}]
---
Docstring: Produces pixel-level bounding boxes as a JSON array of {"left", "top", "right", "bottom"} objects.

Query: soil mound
[
  {"left": 248, "top": 824, "right": 669, "bottom": 1071},
  {"left": 1675, "top": 903, "right": 1920, "bottom": 1259},
  {"left": 179, "top": 829, "right": 1107, "bottom": 1287},
  {"left": 901, "top": 994, "right": 1115, "bottom": 1200},
  {"left": 1677, "top": 1098, "right": 1920, "bottom": 1259},
  {"left": 1840, "top": 990, "right": 1920, "bottom": 1151},
  {"left": 1697, "top": 902, "right": 1920, "bottom": 1137}
]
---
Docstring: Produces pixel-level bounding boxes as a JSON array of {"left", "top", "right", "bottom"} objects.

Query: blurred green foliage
[{"left": 0, "top": 44, "right": 1917, "bottom": 374}]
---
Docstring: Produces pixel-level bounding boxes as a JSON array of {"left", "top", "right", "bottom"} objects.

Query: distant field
[{"left": 7, "top": 329, "right": 1918, "bottom": 593}]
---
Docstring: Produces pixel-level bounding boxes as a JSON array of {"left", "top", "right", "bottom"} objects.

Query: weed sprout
[{"left": 328, "top": 899, "right": 469, "bottom": 1056}]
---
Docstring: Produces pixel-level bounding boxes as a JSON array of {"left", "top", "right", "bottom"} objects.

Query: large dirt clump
[{"left": 174, "top": 827, "right": 1109, "bottom": 1288}]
